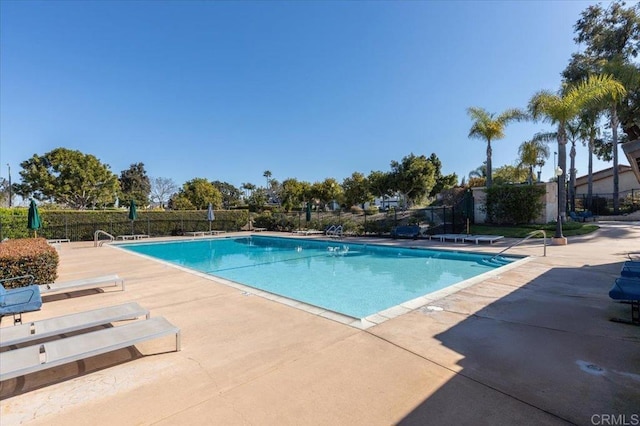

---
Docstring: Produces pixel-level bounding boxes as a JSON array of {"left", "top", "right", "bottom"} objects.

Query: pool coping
[{"left": 110, "top": 235, "right": 532, "bottom": 330}]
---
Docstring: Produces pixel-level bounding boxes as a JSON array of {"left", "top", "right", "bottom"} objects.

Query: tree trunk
[
  {"left": 558, "top": 126, "right": 568, "bottom": 222},
  {"left": 486, "top": 140, "right": 492, "bottom": 188},
  {"left": 587, "top": 136, "right": 594, "bottom": 210},
  {"left": 611, "top": 106, "right": 620, "bottom": 214},
  {"left": 569, "top": 141, "right": 577, "bottom": 212}
]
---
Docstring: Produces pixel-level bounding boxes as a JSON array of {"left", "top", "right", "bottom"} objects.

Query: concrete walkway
[{"left": 1, "top": 223, "right": 638, "bottom": 425}]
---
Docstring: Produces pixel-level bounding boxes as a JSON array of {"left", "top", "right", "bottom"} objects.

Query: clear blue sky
[{"left": 1, "top": 0, "right": 635, "bottom": 199}]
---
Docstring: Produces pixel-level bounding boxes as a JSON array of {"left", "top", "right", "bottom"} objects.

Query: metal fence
[
  {"left": 0, "top": 217, "right": 238, "bottom": 242},
  {"left": 574, "top": 188, "right": 640, "bottom": 215}
]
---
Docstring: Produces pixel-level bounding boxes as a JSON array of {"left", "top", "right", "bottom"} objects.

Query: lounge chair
[
  {"left": 0, "top": 316, "right": 181, "bottom": 381},
  {"left": 621, "top": 261, "right": 640, "bottom": 278},
  {"left": 430, "top": 234, "right": 468, "bottom": 242},
  {"left": 391, "top": 225, "right": 421, "bottom": 239},
  {"left": 463, "top": 235, "right": 505, "bottom": 245},
  {"left": 609, "top": 276, "right": 640, "bottom": 325},
  {"left": 0, "top": 277, "right": 43, "bottom": 325},
  {"left": 0, "top": 302, "right": 150, "bottom": 348},
  {"left": 39, "top": 274, "right": 125, "bottom": 295}
]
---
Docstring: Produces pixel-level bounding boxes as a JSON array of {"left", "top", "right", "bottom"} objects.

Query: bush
[
  {"left": 585, "top": 196, "right": 610, "bottom": 215},
  {"left": 0, "top": 238, "right": 59, "bottom": 287},
  {"left": 484, "top": 185, "right": 546, "bottom": 225}
]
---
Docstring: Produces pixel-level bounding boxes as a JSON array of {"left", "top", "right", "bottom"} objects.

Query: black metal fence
[
  {"left": 0, "top": 218, "right": 238, "bottom": 242},
  {"left": 574, "top": 188, "right": 640, "bottom": 215}
]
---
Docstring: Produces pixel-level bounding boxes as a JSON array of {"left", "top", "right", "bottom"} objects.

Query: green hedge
[
  {"left": 484, "top": 185, "right": 546, "bottom": 225},
  {"left": 0, "top": 238, "right": 59, "bottom": 287},
  {"left": 0, "top": 208, "right": 249, "bottom": 241}
]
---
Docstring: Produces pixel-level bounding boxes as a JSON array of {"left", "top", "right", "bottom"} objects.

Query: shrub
[
  {"left": 484, "top": 185, "right": 546, "bottom": 225},
  {"left": 0, "top": 238, "right": 59, "bottom": 287}
]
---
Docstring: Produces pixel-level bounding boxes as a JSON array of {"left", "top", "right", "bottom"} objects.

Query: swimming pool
[{"left": 120, "top": 236, "right": 520, "bottom": 319}]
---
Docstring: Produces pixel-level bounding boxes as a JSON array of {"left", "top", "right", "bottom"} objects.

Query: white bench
[
  {"left": 0, "top": 316, "right": 181, "bottom": 381},
  {"left": 0, "top": 302, "right": 149, "bottom": 348}
]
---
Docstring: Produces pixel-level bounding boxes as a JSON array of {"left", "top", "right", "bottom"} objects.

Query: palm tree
[
  {"left": 566, "top": 119, "right": 584, "bottom": 212},
  {"left": 518, "top": 138, "right": 550, "bottom": 184},
  {"left": 467, "top": 107, "right": 527, "bottom": 188},
  {"left": 263, "top": 170, "right": 272, "bottom": 189},
  {"left": 528, "top": 74, "right": 626, "bottom": 222},
  {"left": 579, "top": 110, "right": 601, "bottom": 210}
]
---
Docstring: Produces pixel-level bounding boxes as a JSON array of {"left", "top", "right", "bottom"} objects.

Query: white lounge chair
[
  {"left": 463, "top": 235, "right": 505, "bottom": 244},
  {"left": 0, "top": 302, "right": 149, "bottom": 348},
  {"left": 0, "top": 316, "right": 181, "bottom": 381},
  {"left": 430, "top": 234, "right": 468, "bottom": 242},
  {"left": 39, "top": 274, "right": 125, "bottom": 295}
]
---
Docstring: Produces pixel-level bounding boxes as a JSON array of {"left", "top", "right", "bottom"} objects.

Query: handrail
[
  {"left": 94, "top": 230, "right": 115, "bottom": 247},
  {"left": 491, "top": 230, "right": 546, "bottom": 261}
]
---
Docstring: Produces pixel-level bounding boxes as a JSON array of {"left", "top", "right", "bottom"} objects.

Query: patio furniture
[
  {"left": 0, "top": 277, "right": 43, "bottom": 325},
  {"left": 0, "top": 302, "right": 150, "bottom": 348},
  {"left": 0, "top": 316, "right": 181, "bottom": 381},
  {"left": 620, "top": 261, "right": 640, "bottom": 278},
  {"left": 39, "top": 274, "right": 125, "bottom": 295},
  {"left": 609, "top": 276, "right": 640, "bottom": 325},
  {"left": 463, "top": 235, "right": 505, "bottom": 245},
  {"left": 391, "top": 225, "right": 421, "bottom": 239}
]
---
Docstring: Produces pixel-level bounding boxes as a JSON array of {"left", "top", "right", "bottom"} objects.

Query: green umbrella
[
  {"left": 28, "top": 199, "right": 42, "bottom": 237},
  {"left": 128, "top": 200, "right": 137, "bottom": 234},
  {"left": 305, "top": 202, "right": 311, "bottom": 222}
]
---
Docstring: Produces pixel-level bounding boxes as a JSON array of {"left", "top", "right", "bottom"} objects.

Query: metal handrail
[
  {"left": 491, "top": 230, "right": 547, "bottom": 261},
  {"left": 94, "top": 230, "right": 115, "bottom": 247}
]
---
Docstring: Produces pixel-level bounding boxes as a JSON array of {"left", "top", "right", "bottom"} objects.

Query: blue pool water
[{"left": 121, "top": 236, "right": 516, "bottom": 318}]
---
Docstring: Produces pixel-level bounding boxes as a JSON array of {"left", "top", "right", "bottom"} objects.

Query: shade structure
[
  {"left": 27, "top": 199, "right": 42, "bottom": 237},
  {"left": 305, "top": 202, "right": 311, "bottom": 222},
  {"left": 128, "top": 200, "right": 137, "bottom": 234},
  {"left": 207, "top": 203, "right": 215, "bottom": 231}
]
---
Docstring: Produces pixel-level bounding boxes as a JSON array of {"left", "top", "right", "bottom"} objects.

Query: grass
[{"left": 469, "top": 222, "right": 599, "bottom": 238}]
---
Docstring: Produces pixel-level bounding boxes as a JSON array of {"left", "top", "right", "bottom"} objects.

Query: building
[{"left": 574, "top": 165, "right": 640, "bottom": 196}]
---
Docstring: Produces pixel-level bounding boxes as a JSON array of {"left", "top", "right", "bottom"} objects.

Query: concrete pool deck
[{"left": 1, "top": 222, "right": 639, "bottom": 425}]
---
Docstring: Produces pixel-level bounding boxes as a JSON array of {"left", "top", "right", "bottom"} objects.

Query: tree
[
  {"left": 492, "top": 164, "right": 529, "bottom": 185},
  {"left": 466, "top": 107, "right": 527, "bottom": 187},
  {"left": 342, "top": 172, "right": 372, "bottom": 209},
  {"left": 0, "top": 177, "right": 10, "bottom": 207},
  {"left": 571, "top": 1, "right": 640, "bottom": 212},
  {"left": 279, "top": 178, "right": 307, "bottom": 212},
  {"left": 310, "top": 178, "right": 343, "bottom": 210},
  {"left": 211, "top": 181, "right": 242, "bottom": 209},
  {"left": 518, "top": 137, "right": 550, "bottom": 185},
  {"left": 389, "top": 153, "right": 436, "bottom": 208},
  {"left": 263, "top": 170, "right": 272, "bottom": 189},
  {"left": 150, "top": 177, "right": 178, "bottom": 209},
  {"left": 428, "top": 153, "right": 458, "bottom": 198},
  {"left": 367, "top": 170, "right": 394, "bottom": 210},
  {"left": 170, "top": 178, "right": 222, "bottom": 210},
  {"left": 119, "top": 163, "right": 151, "bottom": 207},
  {"left": 528, "top": 74, "right": 626, "bottom": 221},
  {"left": 15, "top": 148, "right": 119, "bottom": 209},
  {"left": 241, "top": 182, "right": 256, "bottom": 200}
]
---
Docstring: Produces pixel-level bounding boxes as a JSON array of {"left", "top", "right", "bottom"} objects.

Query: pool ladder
[
  {"left": 489, "top": 230, "right": 547, "bottom": 262},
  {"left": 94, "top": 230, "right": 115, "bottom": 247}
]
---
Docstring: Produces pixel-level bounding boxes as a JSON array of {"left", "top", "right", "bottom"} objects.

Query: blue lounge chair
[
  {"left": 0, "top": 276, "right": 43, "bottom": 325},
  {"left": 391, "top": 225, "right": 421, "bottom": 239},
  {"left": 621, "top": 261, "right": 640, "bottom": 278},
  {"left": 609, "top": 277, "right": 640, "bottom": 325}
]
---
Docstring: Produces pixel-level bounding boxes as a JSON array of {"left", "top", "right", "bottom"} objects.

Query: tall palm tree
[
  {"left": 566, "top": 119, "right": 584, "bottom": 212},
  {"left": 518, "top": 138, "right": 550, "bottom": 184},
  {"left": 467, "top": 107, "right": 527, "bottom": 188},
  {"left": 263, "top": 170, "right": 272, "bottom": 189},
  {"left": 528, "top": 74, "right": 626, "bottom": 222}
]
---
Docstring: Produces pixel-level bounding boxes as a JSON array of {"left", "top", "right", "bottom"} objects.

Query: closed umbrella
[
  {"left": 305, "top": 202, "right": 311, "bottom": 222},
  {"left": 128, "top": 200, "right": 137, "bottom": 235},
  {"left": 28, "top": 199, "right": 42, "bottom": 237},
  {"left": 207, "top": 203, "right": 215, "bottom": 231}
]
